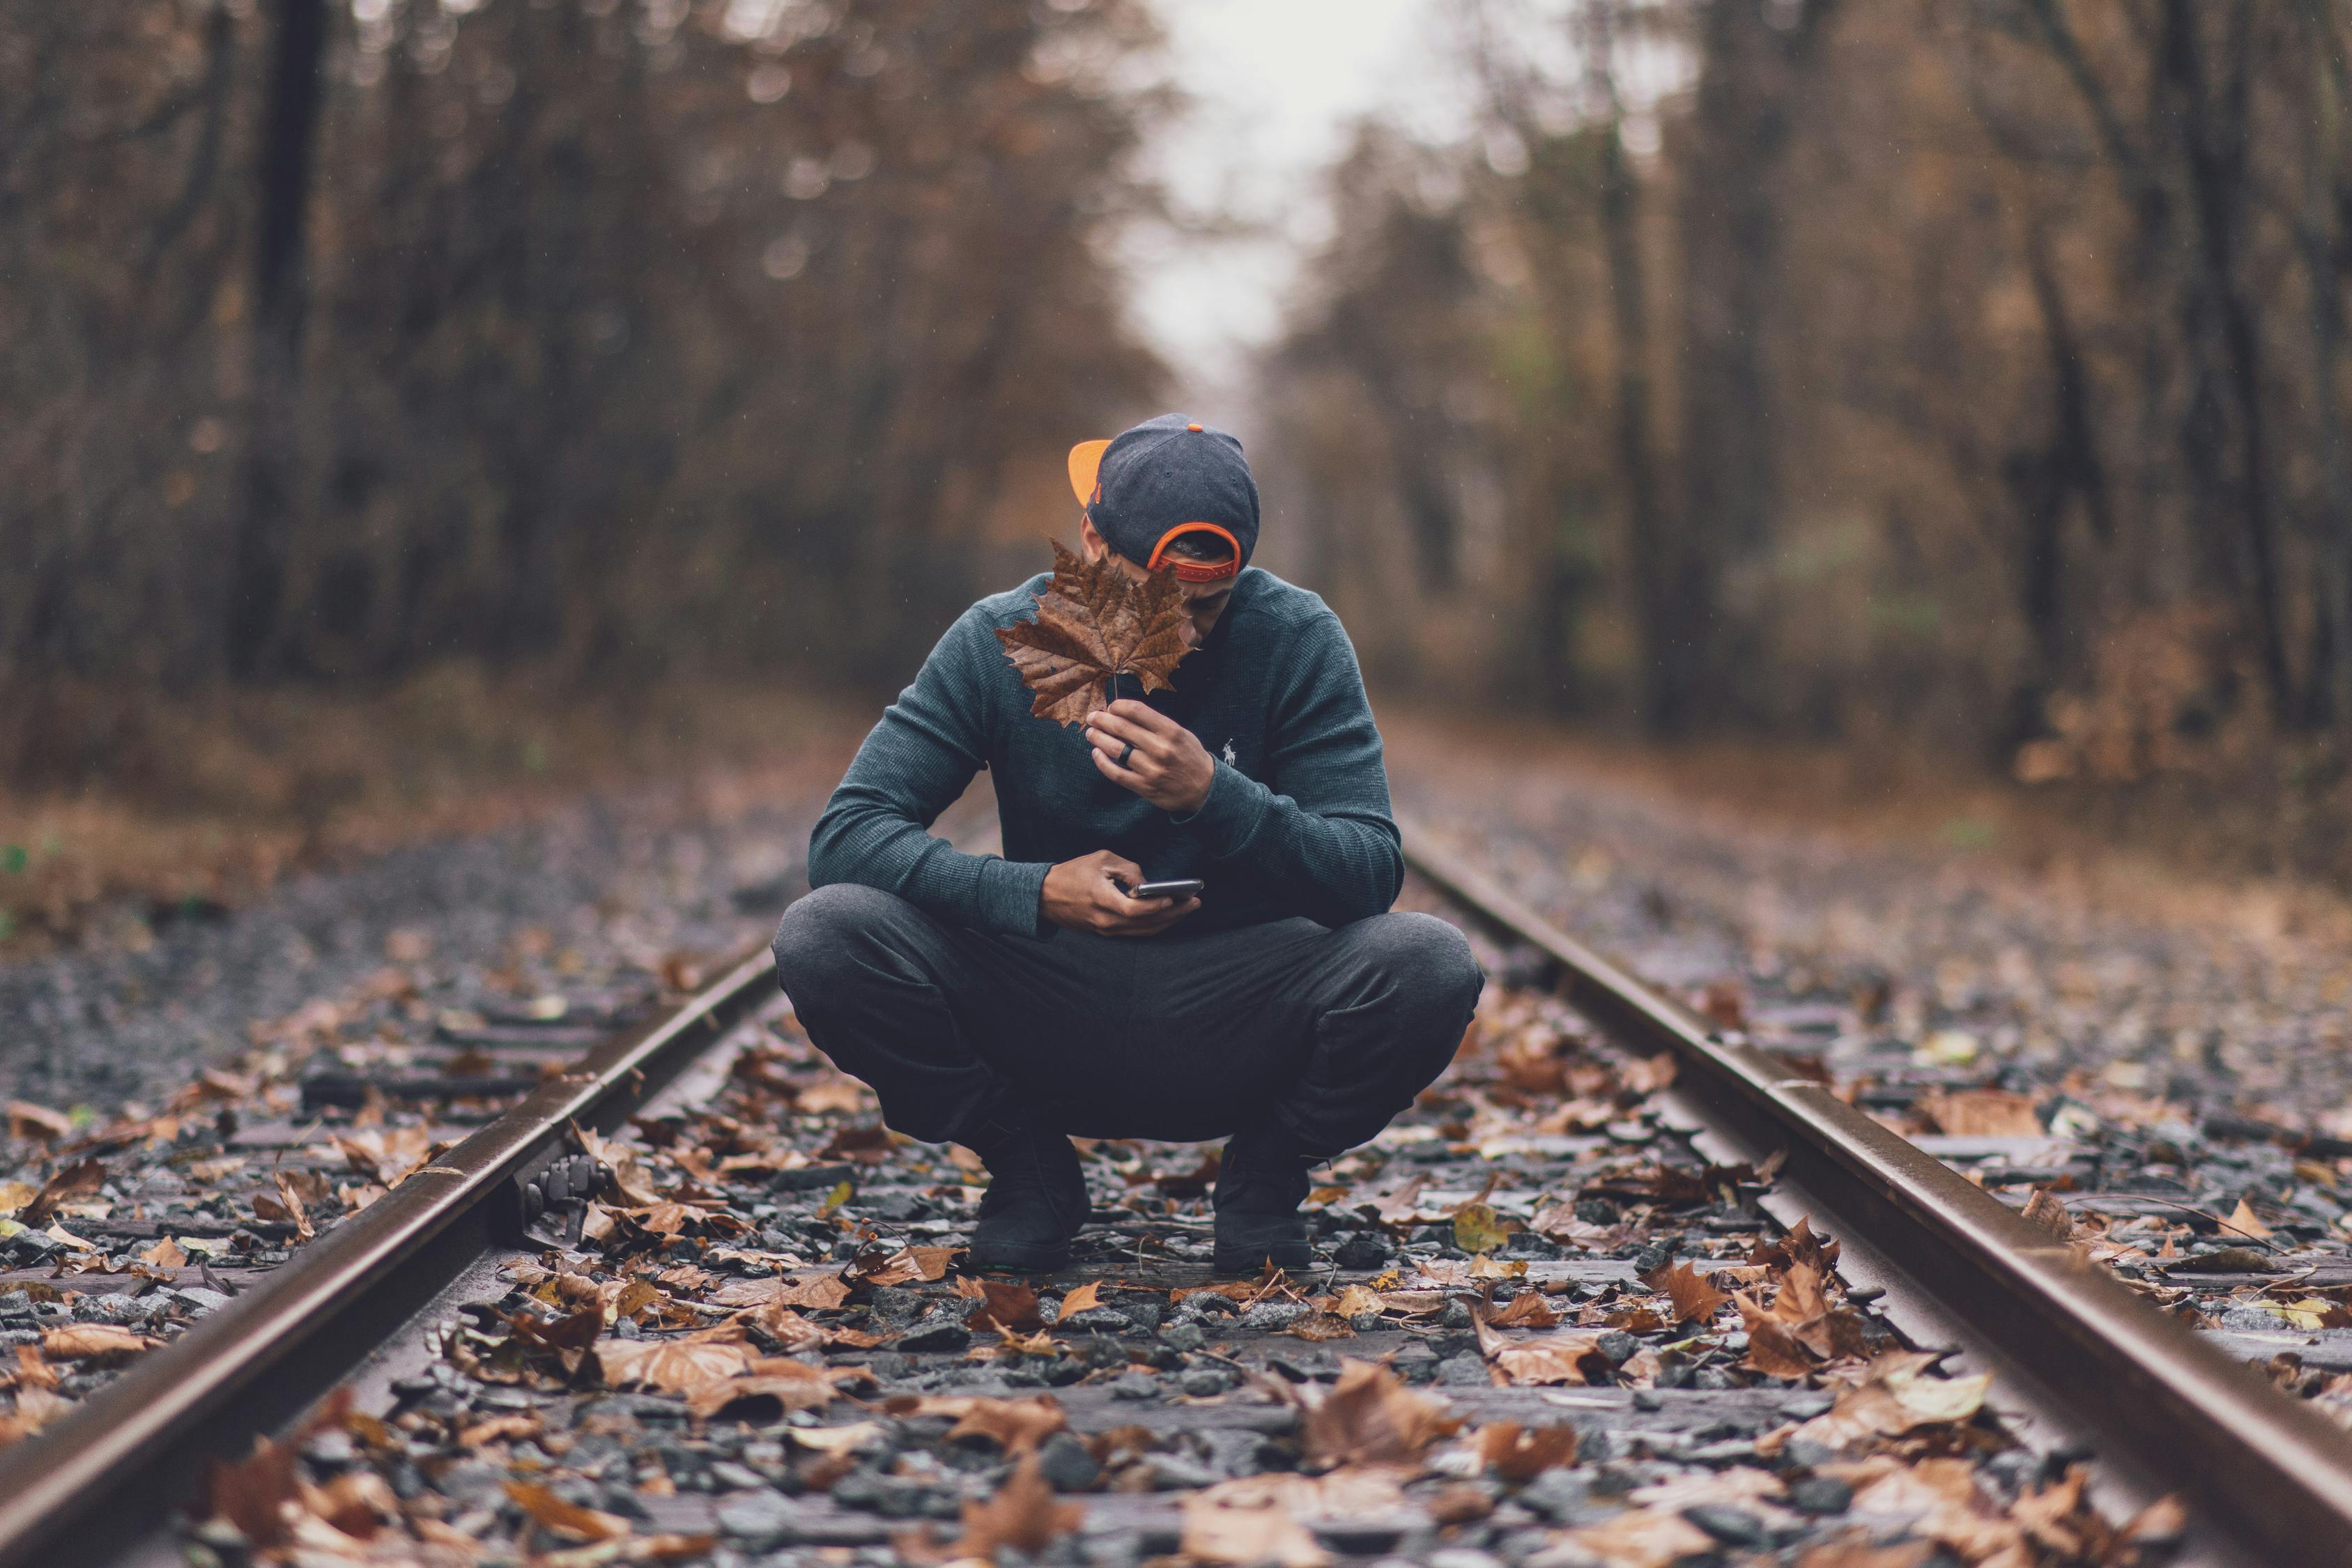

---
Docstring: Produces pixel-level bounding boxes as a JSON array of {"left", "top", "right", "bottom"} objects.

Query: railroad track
[{"left": 0, "top": 816, "right": 2346, "bottom": 1565}]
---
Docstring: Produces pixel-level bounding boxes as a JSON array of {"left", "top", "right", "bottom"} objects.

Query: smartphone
[{"left": 1117, "top": 877, "right": 1204, "bottom": 900}]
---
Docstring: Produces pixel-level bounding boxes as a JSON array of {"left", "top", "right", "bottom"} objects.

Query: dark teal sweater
[{"left": 807, "top": 565, "right": 1402, "bottom": 937}]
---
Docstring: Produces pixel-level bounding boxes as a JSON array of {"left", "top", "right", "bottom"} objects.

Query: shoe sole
[
  {"left": 1212, "top": 1243, "right": 1315, "bottom": 1273},
  {"left": 968, "top": 1239, "right": 1073, "bottom": 1273}
]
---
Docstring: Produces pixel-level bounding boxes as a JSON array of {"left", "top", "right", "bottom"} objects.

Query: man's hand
[
  {"left": 1084, "top": 700, "right": 1216, "bottom": 814},
  {"left": 1041, "top": 850, "right": 1200, "bottom": 937}
]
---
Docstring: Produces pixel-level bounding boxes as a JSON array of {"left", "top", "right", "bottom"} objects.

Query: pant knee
[
  {"left": 771, "top": 882, "right": 907, "bottom": 1004},
  {"left": 1355, "top": 912, "right": 1484, "bottom": 1020}
]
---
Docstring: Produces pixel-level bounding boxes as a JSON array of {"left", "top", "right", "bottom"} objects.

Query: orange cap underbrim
[{"left": 1068, "top": 439, "right": 1111, "bottom": 507}]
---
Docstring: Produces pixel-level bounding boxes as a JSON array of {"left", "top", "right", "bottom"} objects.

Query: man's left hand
[{"left": 1086, "top": 699, "right": 1215, "bottom": 814}]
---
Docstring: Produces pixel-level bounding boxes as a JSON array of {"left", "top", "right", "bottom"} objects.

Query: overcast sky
[{"left": 1123, "top": 0, "right": 1470, "bottom": 405}]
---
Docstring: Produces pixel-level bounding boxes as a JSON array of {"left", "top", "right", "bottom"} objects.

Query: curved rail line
[
  {"left": 1397, "top": 815, "right": 2352, "bottom": 1568},
  {"left": 0, "top": 944, "right": 783, "bottom": 1568},
  {"left": 7, "top": 821, "right": 2352, "bottom": 1566}
]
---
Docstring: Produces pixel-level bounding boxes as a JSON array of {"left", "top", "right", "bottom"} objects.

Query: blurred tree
[
  {"left": 0, "top": 0, "right": 1165, "bottom": 767},
  {"left": 1265, "top": 0, "right": 2352, "bottom": 865}
]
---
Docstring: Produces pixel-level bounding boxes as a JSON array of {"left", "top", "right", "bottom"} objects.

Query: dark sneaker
[
  {"left": 967, "top": 1119, "right": 1089, "bottom": 1273},
  {"left": 1212, "top": 1123, "right": 1317, "bottom": 1273}
]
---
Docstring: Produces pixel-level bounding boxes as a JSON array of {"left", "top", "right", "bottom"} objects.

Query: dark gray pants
[{"left": 771, "top": 884, "right": 1483, "bottom": 1155}]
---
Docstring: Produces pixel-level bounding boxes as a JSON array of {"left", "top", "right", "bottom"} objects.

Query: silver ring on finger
[{"left": 1117, "top": 740, "right": 1136, "bottom": 769}]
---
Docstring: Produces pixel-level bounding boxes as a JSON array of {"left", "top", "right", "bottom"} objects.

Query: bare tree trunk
[
  {"left": 1673, "top": 0, "right": 1836, "bottom": 732},
  {"left": 229, "top": 0, "right": 330, "bottom": 678},
  {"left": 1583, "top": 3, "right": 1674, "bottom": 734}
]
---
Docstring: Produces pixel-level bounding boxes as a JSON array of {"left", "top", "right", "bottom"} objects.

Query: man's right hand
[{"left": 1041, "top": 850, "right": 1200, "bottom": 937}]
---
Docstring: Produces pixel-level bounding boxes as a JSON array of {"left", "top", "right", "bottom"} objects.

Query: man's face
[{"left": 1078, "top": 516, "right": 1234, "bottom": 645}]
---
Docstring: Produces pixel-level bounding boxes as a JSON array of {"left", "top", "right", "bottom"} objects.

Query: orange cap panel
[{"left": 1067, "top": 439, "right": 1112, "bottom": 507}]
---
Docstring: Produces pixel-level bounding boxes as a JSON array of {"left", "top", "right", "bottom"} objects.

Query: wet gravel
[
  {"left": 1395, "top": 751, "right": 2352, "bottom": 1439},
  {"left": 0, "top": 787, "right": 829, "bottom": 1118},
  {"left": 11, "top": 900, "right": 2167, "bottom": 1567}
]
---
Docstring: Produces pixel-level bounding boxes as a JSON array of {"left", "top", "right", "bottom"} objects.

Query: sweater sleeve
[
  {"left": 805, "top": 611, "right": 1053, "bottom": 937},
  {"left": 1169, "top": 609, "right": 1403, "bottom": 926}
]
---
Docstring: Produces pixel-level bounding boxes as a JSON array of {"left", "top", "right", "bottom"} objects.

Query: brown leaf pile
[{"left": 994, "top": 539, "right": 1192, "bottom": 725}]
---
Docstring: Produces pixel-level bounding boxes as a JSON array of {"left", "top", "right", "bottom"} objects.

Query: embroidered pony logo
[{"left": 1221, "top": 739, "right": 1238, "bottom": 767}]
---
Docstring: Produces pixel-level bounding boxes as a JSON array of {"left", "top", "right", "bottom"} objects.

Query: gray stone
[
  {"left": 1237, "top": 1300, "right": 1309, "bottom": 1332},
  {"left": 1682, "top": 1504, "right": 1767, "bottom": 1548},
  {"left": 1036, "top": 1431, "right": 1100, "bottom": 1492},
  {"left": 717, "top": 1489, "right": 802, "bottom": 1544},
  {"left": 1786, "top": 1475, "right": 1852, "bottom": 1514},
  {"left": 1436, "top": 1355, "right": 1490, "bottom": 1385}
]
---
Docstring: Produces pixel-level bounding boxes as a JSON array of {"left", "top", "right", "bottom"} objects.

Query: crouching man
[{"left": 773, "top": 413, "right": 1482, "bottom": 1273}]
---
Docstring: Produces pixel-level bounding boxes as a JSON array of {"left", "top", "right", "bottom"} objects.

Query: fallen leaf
[
  {"left": 1743, "top": 1308, "right": 1821, "bottom": 1378},
  {"left": 139, "top": 1236, "right": 189, "bottom": 1271},
  {"left": 1181, "top": 1477, "right": 1331, "bottom": 1568},
  {"left": 2224, "top": 1197, "right": 2274, "bottom": 1242},
  {"left": 204, "top": 1434, "right": 302, "bottom": 1548},
  {"left": 590, "top": 1333, "right": 755, "bottom": 1399},
  {"left": 5, "top": 1102, "right": 73, "bottom": 1144},
  {"left": 1475, "top": 1421, "right": 1578, "bottom": 1481},
  {"left": 1056, "top": 1281, "right": 1105, "bottom": 1321},
  {"left": 954, "top": 1451, "right": 1085, "bottom": 1558},
  {"left": 1298, "top": 1358, "right": 1461, "bottom": 1466},
  {"left": 966, "top": 1279, "right": 1045, "bottom": 1335},
  {"left": 42, "top": 1325, "right": 159, "bottom": 1362},
  {"left": 504, "top": 1479, "right": 630, "bottom": 1543},
  {"left": 1452, "top": 1202, "right": 1514, "bottom": 1255},
  {"left": 2019, "top": 1187, "right": 2074, "bottom": 1243},
  {"left": 1643, "top": 1260, "right": 1731, "bottom": 1326},
  {"left": 0, "top": 1181, "right": 33, "bottom": 1215},
  {"left": 1287, "top": 1312, "right": 1357, "bottom": 1342},
  {"left": 457, "top": 1413, "right": 543, "bottom": 1447},
  {"left": 891, "top": 1394, "right": 1069, "bottom": 1452},
  {"left": 1473, "top": 1311, "right": 1608, "bottom": 1386},
  {"left": 995, "top": 539, "right": 1193, "bottom": 727},
  {"left": 789, "top": 1420, "right": 881, "bottom": 1453},
  {"left": 1794, "top": 1538, "right": 1934, "bottom": 1567},
  {"left": 853, "top": 1245, "right": 960, "bottom": 1288},
  {"left": 18, "top": 1158, "right": 103, "bottom": 1230},
  {"left": 1918, "top": 1089, "right": 2044, "bottom": 1137},
  {"left": 1329, "top": 1284, "right": 1384, "bottom": 1319},
  {"left": 1487, "top": 1291, "right": 1558, "bottom": 1329},
  {"left": 1561, "top": 1505, "right": 1716, "bottom": 1568},
  {"left": 8, "top": 1346, "right": 56, "bottom": 1392},
  {"left": 686, "top": 1359, "right": 859, "bottom": 1419},
  {"left": 1785, "top": 1352, "right": 1990, "bottom": 1453}
]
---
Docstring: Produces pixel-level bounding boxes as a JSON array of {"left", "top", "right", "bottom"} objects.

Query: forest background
[{"left": 7, "top": 0, "right": 2352, "bottom": 940}]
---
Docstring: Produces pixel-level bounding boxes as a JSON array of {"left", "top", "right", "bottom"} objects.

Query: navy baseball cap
[{"left": 1066, "top": 413, "right": 1260, "bottom": 581}]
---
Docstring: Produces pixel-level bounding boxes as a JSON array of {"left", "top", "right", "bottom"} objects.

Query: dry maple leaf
[
  {"left": 504, "top": 1479, "right": 631, "bottom": 1543},
  {"left": 589, "top": 1332, "right": 755, "bottom": 1399},
  {"left": 1473, "top": 1309, "right": 1609, "bottom": 1387},
  {"left": 2019, "top": 1185, "right": 2075, "bottom": 1243},
  {"left": 139, "top": 1236, "right": 188, "bottom": 1272},
  {"left": 995, "top": 539, "right": 1193, "bottom": 726},
  {"left": 883, "top": 1393, "right": 1070, "bottom": 1453},
  {"left": 966, "top": 1279, "right": 1046, "bottom": 1335},
  {"left": 953, "top": 1452, "right": 1084, "bottom": 1560},
  {"left": 1475, "top": 1421, "right": 1578, "bottom": 1482},
  {"left": 1918, "top": 1089, "right": 2045, "bottom": 1137},
  {"left": 1782, "top": 1351, "right": 1991, "bottom": 1453},
  {"left": 1298, "top": 1358, "right": 1461, "bottom": 1467},
  {"left": 41, "top": 1324, "right": 159, "bottom": 1362},
  {"left": 686, "top": 1358, "right": 859, "bottom": 1420},
  {"left": 17, "top": 1158, "right": 104, "bottom": 1230},
  {"left": 1643, "top": 1260, "right": 1731, "bottom": 1326},
  {"left": 1054, "top": 1280, "right": 1105, "bottom": 1321},
  {"left": 1181, "top": 1477, "right": 1332, "bottom": 1568},
  {"left": 1562, "top": 1505, "right": 1717, "bottom": 1568}
]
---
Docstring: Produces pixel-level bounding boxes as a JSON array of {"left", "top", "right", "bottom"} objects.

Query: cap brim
[{"left": 1068, "top": 438, "right": 1111, "bottom": 507}]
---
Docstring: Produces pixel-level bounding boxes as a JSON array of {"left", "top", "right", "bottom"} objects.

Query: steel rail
[
  {"left": 1398, "top": 817, "right": 2352, "bottom": 1568},
  {"left": 0, "top": 942, "right": 781, "bottom": 1568}
]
